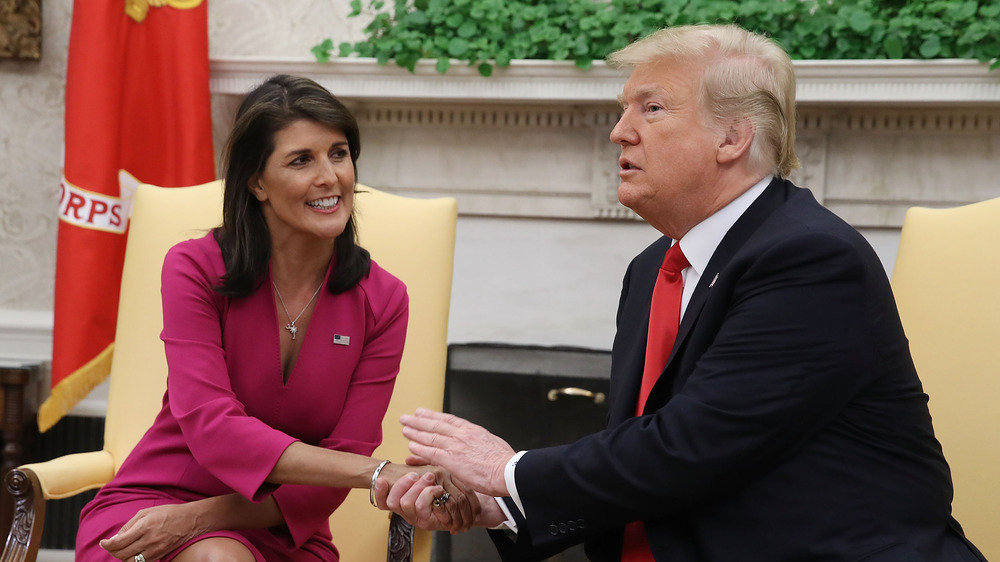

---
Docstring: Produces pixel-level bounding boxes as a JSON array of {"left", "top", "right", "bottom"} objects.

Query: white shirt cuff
[
  {"left": 505, "top": 450, "right": 528, "bottom": 518},
  {"left": 491, "top": 496, "right": 518, "bottom": 533}
]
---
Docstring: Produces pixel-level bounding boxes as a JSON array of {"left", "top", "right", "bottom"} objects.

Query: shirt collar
[{"left": 678, "top": 175, "right": 772, "bottom": 278}]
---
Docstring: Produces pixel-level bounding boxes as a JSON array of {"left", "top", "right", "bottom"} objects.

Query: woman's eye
[{"left": 331, "top": 149, "right": 349, "bottom": 160}]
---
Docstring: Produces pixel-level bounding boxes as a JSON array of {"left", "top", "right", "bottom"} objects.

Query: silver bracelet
[{"left": 369, "top": 459, "right": 391, "bottom": 507}]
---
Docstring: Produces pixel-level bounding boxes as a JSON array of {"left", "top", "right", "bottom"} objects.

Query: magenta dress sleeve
[{"left": 160, "top": 240, "right": 296, "bottom": 500}]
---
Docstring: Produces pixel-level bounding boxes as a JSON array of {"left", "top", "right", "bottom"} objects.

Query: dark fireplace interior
[{"left": 435, "top": 343, "right": 612, "bottom": 562}]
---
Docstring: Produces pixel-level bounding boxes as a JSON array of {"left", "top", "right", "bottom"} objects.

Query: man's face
[{"left": 611, "top": 57, "right": 723, "bottom": 238}]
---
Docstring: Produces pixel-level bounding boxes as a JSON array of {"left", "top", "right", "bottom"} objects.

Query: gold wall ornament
[
  {"left": 125, "top": 0, "right": 205, "bottom": 24},
  {"left": 0, "top": 0, "right": 42, "bottom": 59}
]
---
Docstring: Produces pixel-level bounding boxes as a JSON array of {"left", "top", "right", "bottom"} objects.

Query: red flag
[{"left": 41, "top": 0, "right": 216, "bottom": 432}]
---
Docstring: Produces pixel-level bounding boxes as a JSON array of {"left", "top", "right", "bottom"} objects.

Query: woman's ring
[
  {"left": 432, "top": 492, "right": 451, "bottom": 508},
  {"left": 134, "top": 555, "right": 146, "bottom": 562}
]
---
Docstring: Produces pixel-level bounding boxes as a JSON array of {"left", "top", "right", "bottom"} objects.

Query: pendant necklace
[{"left": 272, "top": 280, "right": 323, "bottom": 340}]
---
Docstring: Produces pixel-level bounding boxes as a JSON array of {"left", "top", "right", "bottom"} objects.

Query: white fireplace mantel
[{"left": 210, "top": 57, "right": 1000, "bottom": 105}]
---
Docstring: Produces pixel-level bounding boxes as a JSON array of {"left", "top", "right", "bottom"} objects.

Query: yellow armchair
[
  {"left": 891, "top": 196, "right": 1000, "bottom": 560},
  {"left": 1, "top": 180, "right": 457, "bottom": 562}
]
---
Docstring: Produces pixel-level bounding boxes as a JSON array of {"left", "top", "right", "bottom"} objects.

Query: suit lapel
[
  {"left": 639, "top": 177, "right": 792, "bottom": 415},
  {"left": 609, "top": 236, "right": 671, "bottom": 425}
]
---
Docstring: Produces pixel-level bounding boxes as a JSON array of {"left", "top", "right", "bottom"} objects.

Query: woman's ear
[
  {"left": 249, "top": 174, "right": 268, "bottom": 202},
  {"left": 717, "top": 116, "right": 754, "bottom": 165}
]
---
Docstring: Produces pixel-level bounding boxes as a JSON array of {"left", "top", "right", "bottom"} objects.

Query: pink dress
[{"left": 76, "top": 233, "right": 408, "bottom": 561}]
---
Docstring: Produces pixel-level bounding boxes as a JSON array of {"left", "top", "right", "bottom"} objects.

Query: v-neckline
[{"left": 269, "top": 265, "right": 332, "bottom": 386}]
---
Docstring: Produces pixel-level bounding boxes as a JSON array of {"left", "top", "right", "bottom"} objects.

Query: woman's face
[{"left": 250, "top": 119, "right": 355, "bottom": 245}]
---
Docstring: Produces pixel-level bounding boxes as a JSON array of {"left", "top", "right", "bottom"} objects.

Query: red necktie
[
  {"left": 622, "top": 243, "right": 689, "bottom": 562},
  {"left": 635, "top": 243, "right": 689, "bottom": 416}
]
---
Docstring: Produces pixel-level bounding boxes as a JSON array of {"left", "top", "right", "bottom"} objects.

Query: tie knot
[{"left": 661, "top": 243, "right": 689, "bottom": 274}]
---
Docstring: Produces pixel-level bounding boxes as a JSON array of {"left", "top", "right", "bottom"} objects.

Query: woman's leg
[{"left": 172, "top": 537, "right": 257, "bottom": 562}]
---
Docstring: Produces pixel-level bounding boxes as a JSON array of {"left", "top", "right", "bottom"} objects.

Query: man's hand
[{"left": 400, "top": 408, "right": 514, "bottom": 498}]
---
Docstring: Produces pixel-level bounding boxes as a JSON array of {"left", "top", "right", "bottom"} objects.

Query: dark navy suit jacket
[{"left": 489, "top": 178, "right": 985, "bottom": 561}]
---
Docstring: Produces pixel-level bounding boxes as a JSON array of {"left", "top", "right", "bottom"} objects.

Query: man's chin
[{"left": 617, "top": 184, "right": 643, "bottom": 213}]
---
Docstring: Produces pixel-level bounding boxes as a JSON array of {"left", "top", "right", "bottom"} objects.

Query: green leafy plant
[{"left": 312, "top": 0, "right": 1000, "bottom": 75}]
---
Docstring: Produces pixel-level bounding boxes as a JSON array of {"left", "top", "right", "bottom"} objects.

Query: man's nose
[{"left": 610, "top": 112, "right": 637, "bottom": 145}]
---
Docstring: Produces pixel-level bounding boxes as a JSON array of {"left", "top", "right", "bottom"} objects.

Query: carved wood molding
[
  {"left": 1, "top": 467, "right": 44, "bottom": 562},
  {"left": 386, "top": 513, "right": 414, "bottom": 562}
]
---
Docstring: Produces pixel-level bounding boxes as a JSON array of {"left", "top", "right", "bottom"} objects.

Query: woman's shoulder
[
  {"left": 163, "top": 230, "right": 225, "bottom": 277},
  {"left": 356, "top": 259, "right": 408, "bottom": 311}
]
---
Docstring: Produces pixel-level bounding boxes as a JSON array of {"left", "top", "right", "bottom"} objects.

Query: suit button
[
  {"left": 567, "top": 520, "right": 578, "bottom": 531},
  {"left": 548, "top": 525, "right": 558, "bottom": 536},
  {"left": 558, "top": 523, "right": 568, "bottom": 534},
  {"left": 578, "top": 518, "right": 586, "bottom": 529}
]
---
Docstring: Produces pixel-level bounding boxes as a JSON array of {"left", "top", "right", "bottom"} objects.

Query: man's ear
[
  {"left": 717, "top": 116, "right": 754, "bottom": 165},
  {"left": 249, "top": 174, "right": 267, "bottom": 202}
]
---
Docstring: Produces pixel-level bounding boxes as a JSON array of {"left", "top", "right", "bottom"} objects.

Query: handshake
[{"left": 370, "top": 408, "right": 515, "bottom": 533}]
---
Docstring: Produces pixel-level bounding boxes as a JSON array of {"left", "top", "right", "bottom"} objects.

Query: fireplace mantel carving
[{"left": 210, "top": 58, "right": 1000, "bottom": 228}]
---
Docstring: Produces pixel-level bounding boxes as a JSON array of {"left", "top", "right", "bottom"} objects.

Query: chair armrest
[
  {"left": 0, "top": 452, "right": 115, "bottom": 561},
  {"left": 20, "top": 450, "right": 114, "bottom": 500},
  {"left": 387, "top": 513, "right": 414, "bottom": 562}
]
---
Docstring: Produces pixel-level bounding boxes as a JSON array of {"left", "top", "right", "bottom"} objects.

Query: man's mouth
[{"left": 619, "top": 158, "right": 640, "bottom": 171}]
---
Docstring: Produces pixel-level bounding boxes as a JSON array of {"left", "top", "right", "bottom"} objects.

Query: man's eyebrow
[
  {"left": 617, "top": 85, "right": 667, "bottom": 108},
  {"left": 633, "top": 84, "right": 666, "bottom": 100}
]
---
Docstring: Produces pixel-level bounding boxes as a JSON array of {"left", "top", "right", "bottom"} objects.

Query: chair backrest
[
  {"left": 104, "top": 180, "right": 223, "bottom": 465},
  {"left": 103, "top": 180, "right": 457, "bottom": 562},
  {"left": 890, "top": 196, "right": 1000, "bottom": 559}
]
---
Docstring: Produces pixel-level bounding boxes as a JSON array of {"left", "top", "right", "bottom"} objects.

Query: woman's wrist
[{"left": 369, "top": 460, "right": 392, "bottom": 507}]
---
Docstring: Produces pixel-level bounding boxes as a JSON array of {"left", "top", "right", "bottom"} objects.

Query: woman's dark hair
[{"left": 213, "top": 74, "right": 370, "bottom": 297}]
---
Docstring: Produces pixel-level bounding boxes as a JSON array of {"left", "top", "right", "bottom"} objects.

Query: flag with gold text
[{"left": 42, "top": 0, "right": 215, "bottom": 431}]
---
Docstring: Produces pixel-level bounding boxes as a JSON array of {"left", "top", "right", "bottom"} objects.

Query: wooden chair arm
[
  {"left": 387, "top": 512, "right": 414, "bottom": 562},
  {"left": 0, "top": 451, "right": 114, "bottom": 562},
  {"left": 2, "top": 467, "right": 43, "bottom": 562}
]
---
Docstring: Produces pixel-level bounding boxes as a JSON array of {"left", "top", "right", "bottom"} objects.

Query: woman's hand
[
  {"left": 376, "top": 472, "right": 504, "bottom": 532},
  {"left": 373, "top": 464, "right": 482, "bottom": 533},
  {"left": 99, "top": 502, "right": 203, "bottom": 561}
]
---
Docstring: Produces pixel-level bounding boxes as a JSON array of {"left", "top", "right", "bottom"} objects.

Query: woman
[{"left": 76, "top": 75, "right": 475, "bottom": 561}]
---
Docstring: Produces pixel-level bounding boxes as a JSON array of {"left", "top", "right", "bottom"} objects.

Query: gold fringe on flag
[{"left": 37, "top": 343, "right": 114, "bottom": 433}]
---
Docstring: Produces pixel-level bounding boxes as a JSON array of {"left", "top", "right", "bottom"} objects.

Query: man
[{"left": 382, "top": 24, "right": 986, "bottom": 561}]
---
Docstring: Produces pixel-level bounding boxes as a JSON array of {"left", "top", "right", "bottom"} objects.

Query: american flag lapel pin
[
  {"left": 709, "top": 273, "right": 719, "bottom": 288},
  {"left": 333, "top": 334, "right": 351, "bottom": 346}
]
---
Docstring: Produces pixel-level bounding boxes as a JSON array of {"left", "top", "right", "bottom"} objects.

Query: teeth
[{"left": 307, "top": 196, "right": 339, "bottom": 210}]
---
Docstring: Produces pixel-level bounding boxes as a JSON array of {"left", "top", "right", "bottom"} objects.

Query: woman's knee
[{"left": 172, "top": 536, "right": 256, "bottom": 562}]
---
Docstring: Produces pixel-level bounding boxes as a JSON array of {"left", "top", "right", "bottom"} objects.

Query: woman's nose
[{"left": 316, "top": 158, "right": 340, "bottom": 185}]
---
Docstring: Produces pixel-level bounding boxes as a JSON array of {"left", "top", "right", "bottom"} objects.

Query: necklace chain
[{"left": 272, "top": 281, "right": 323, "bottom": 340}]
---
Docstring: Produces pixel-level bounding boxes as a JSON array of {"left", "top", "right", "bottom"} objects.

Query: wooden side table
[
  {"left": 0, "top": 360, "right": 39, "bottom": 539},
  {"left": 0, "top": 361, "right": 37, "bottom": 476}
]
